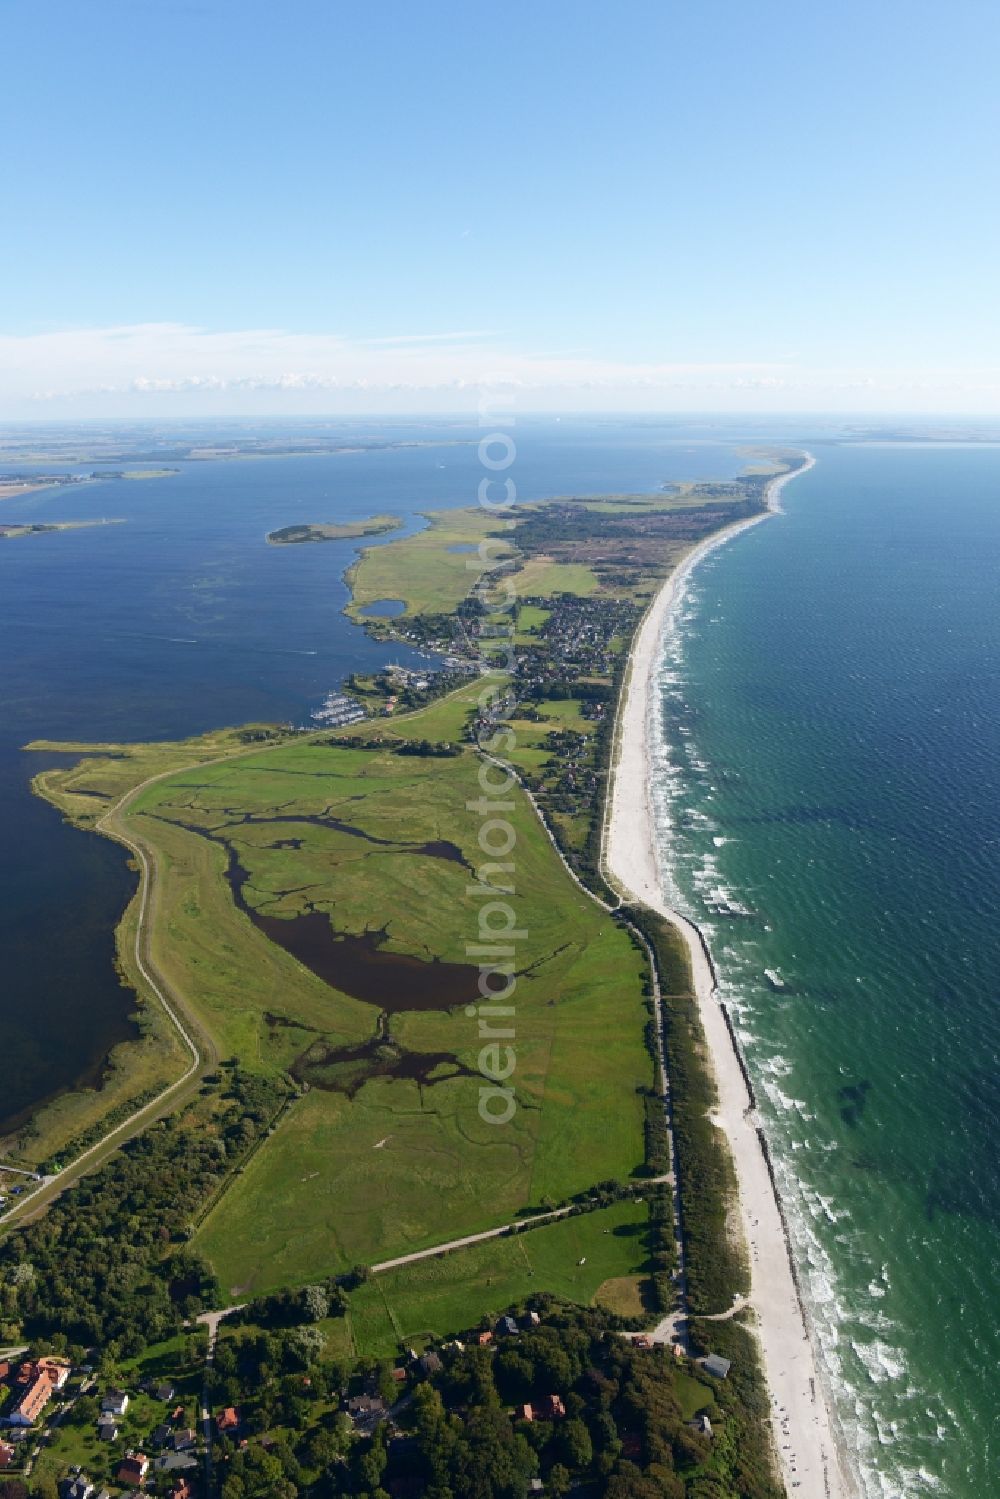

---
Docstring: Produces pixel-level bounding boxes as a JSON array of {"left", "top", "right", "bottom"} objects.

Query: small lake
[{"left": 360, "top": 598, "right": 406, "bottom": 617}]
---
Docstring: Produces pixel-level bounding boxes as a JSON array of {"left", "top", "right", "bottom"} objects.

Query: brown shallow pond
[
  {"left": 252, "top": 906, "right": 481, "bottom": 1011},
  {"left": 159, "top": 811, "right": 481, "bottom": 1012},
  {"left": 288, "top": 1028, "right": 480, "bottom": 1098}
]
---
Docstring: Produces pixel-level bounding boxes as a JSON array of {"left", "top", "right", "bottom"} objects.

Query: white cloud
[{"left": 1, "top": 322, "right": 998, "bottom": 415}]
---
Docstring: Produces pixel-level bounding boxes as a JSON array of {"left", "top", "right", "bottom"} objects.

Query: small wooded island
[{"left": 266, "top": 512, "right": 401, "bottom": 545}]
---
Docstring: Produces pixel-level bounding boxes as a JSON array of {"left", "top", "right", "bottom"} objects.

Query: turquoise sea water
[{"left": 652, "top": 444, "right": 1000, "bottom": 1497}]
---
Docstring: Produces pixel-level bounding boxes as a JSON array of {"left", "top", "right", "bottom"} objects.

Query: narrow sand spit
[{"left": 606, "top": 454, "right": 855, "bottom": 1499}]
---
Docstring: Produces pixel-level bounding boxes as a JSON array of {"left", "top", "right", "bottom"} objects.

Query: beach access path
[{"left": 605, "top": 456, "right": 854, "bottom": 1499}]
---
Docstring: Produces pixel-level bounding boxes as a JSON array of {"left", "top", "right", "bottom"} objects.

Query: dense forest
[{"left": 0, "top": 1069, "right": 289, "bottom": 1354}]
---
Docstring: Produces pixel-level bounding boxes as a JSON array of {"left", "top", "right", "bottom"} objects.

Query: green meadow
[
  {"left": 510, "top": 557, "right": 601, "bottom": 597},
  {"left": 345, "top": 505, "right": 516, "bottom": 616},
  {"left": 339, "top": 1199, "right": 654, "bottom": 1360},
  {"left": 33, "top": 694, "right": 651, "bottom": 1295}
]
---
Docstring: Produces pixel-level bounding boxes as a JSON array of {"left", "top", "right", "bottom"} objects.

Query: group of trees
[
  {"left": 198, "top": 1294, "right": 781, "bottom": 1499},
  {"left": 238, "top": 1279, "right": 348, "bottom": 1329},
  {"left": 1, "top": 1473, "right": 61, "bottom": 1499},
  {"left": 647, "top": 1184, "right": 676, "bottom": 1313},
  {"left": 209, "top": 1324, "right": 400, "bottom": 1499},
  {"left": 393, "top": 737, "right": 461, "bottom": 757},
  {"left": 369, "top": 1300, "right": 779, "bottom": 1499},
  {"left": 322, "top": 731, "right": 461, "bottom": 759},
  {"left": 0, "top": 1068, "right": 289, "bottom": 1353},
  {"left": 211, "top": 1324, "right": 350, "bottom": 1433}
]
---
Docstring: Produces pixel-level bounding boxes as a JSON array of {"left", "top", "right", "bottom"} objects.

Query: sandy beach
[{"left": 605, "top": 454, "right": 855, "bottom": 1499}]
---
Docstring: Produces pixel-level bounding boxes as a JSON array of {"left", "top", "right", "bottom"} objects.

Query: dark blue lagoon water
[
  {"left": 653, "top": 443, "right": 1000, "bottom": 1497},
  {"left": 0, "top": 418, "right": 745, "bottom": 1132}
]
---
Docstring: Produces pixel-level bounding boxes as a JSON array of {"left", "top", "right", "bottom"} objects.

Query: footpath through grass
[{"left": 337, "top": 1198, "right": 654, "bottom": 1360}]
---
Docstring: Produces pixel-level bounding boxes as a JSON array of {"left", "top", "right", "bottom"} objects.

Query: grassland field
[
  {"left": 334, "top": 1199, "right": 655, "bottom": 1361},
  {"left": 344, "top": 504, "right": 517, "bottom": 617},
  {"left": 28, "top": 690, "right": 651, "bottom": 1296},
  {"left": 510, "top": 558, "right": 600, "bottom": 597}
]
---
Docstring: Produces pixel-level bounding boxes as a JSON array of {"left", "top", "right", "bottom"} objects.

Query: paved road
[
  {"left": 197, "top": 1304, "right": 245, "bottom": 1492},
  {"left": 0, "top": 736, "right": 291, "bottom": 1228}
]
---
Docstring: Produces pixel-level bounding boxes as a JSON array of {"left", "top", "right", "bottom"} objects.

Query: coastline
[{"left": 605, "top": 453, "right": 855, "bottom": 1499}]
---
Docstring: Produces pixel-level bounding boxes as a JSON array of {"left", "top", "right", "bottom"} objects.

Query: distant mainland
[{"left": 0, "top": 469, "right": 176, "bottom": 503}]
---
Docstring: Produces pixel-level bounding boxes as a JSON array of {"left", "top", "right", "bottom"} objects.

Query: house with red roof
[
  {"left": 117, "top": 1450, "right": 150, "bottom": 1487},
  {"left": 36, "top": 1356, "right": 71, "bottom": 1390},
  {"left": 8, "top": 1372, "right": 56, "bottom": 1426}
]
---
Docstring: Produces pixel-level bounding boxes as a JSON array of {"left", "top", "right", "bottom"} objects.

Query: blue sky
[{"left": 2, "top": 0, "right": 998, "bottom": 415}]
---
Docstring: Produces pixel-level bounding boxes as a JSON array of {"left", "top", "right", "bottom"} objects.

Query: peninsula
[
  {"left": 5, "top": 453, "right": 818, "bottom": 1499},
  {"left": 0, "top": 518, "right": 125, "bottom": 540}
]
